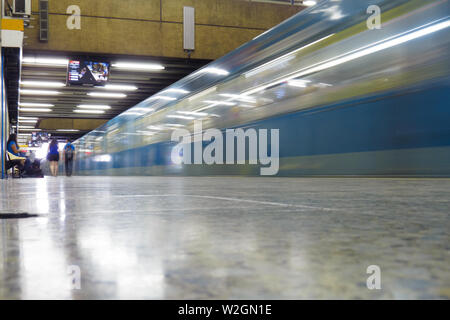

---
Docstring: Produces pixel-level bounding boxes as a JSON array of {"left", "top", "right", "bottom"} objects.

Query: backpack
[{"left": 65, "top": 146, "right": 74, "bottom": 160}]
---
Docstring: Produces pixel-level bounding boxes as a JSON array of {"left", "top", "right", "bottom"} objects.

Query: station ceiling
[
  {"left": 8, "top": 50, "right": 210, "bottom": 140},
  {"left": 19, "top": 50, "right": 211, "bottom": 119}
]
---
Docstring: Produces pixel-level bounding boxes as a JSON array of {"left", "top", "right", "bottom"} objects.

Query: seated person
[{"left": 6, "top": 133, "right": 28, "bottom": 173}]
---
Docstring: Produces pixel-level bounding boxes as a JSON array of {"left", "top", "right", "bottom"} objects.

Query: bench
[{"left": 5, "top": 151, "right": 26, "bottom": 178}]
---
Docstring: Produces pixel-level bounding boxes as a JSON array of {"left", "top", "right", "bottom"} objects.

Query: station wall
[{"left": 24, "top": 0, "right": 302, "bottom": 59}]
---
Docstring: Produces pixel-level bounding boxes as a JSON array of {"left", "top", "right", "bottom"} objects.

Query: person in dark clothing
[
  {"left": 47, "top": 139, "right": 60, "bottom": 177},
  {"left": 63, "top": 139, "right": 75, "bottom": 177}
]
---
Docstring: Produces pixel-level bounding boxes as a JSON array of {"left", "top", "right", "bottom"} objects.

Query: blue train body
[{"left": 73, "top": 0, "right": 450, "bottom": 176}]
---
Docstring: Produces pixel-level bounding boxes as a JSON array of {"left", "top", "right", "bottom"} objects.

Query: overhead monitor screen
[{"left": 67, "top": 60, "right": 110, "bottom": 86}]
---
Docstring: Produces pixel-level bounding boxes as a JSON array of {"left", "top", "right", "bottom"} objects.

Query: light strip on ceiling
[
  {"left": 18, "top": 116, "right": 39, "bottom": 120},
  {"left": 112, "top": 62, "right": 165, "bottom": 70},
  {"left": 102, "top": 84, "right": 138, "bottom": 91},
  {"left": 20, "top": 81, "right": 66, "bottom": 88},
  {"left": 19, "top": 102, "right": 54, "bottom": 107},
  {"left": 20, "top": 89, "right": 60, "bottom": 95},
  {"left": 19, "top": 108, "right": 52, "bottom": 112},
  {"left": 87, "top": 92, "right": 127, "bottom": 98},
  {"left": 22, "top": 57, "right": 69, "bottom": 66},
  {"left": 74, "top": 110, "right": 105, "bottom": 114},
  {"left": 303, "top": 1, "right": 317, "bottom": 6},
  {"left": 77, "top": 105, "right": 111, "bottom": 109}
]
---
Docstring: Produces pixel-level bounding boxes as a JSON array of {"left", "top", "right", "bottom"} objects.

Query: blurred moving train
[{"left": 73, "top": 0, "right": 450, "bottom": 176}]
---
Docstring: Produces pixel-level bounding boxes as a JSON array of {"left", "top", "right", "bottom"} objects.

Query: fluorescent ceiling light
[
  {"left": 20, "top": 128, "right": 42, "bottom": 131},
  {"left": 303, "top": 1, "right": 317, "bottom": 6},
  {"left": 18, "top": 125, "right": 36, "bottom": 129},
  {"left": 20, "top": 89, "right": 60, "bottom": 95},
  {"left": 243, "top": 19, "right": 450, "bottom": 96},
  {"left": 77, "top": 104, "right": 111, "bottom": 109},
  {"left": 19, "top": 102, "right": 54, "bottom": 107},
  {"left": 74, "top": 109, "right": 105, "bottom": 114},
  {"left": 22, "top": 57, "right": 69, "bottom": 66},
  {"left": 112, "top": 62, "right": 165, "bottom": 70},
  {"left": 102, "top": 84, "right": 138, "bottom": 91},
  {"left": 19, "top": 108, "right": 52, "bottom": 112},
  {"left": 18, "top": 119, "right": 38, "bottom": 123},
  {"left": 199, "top": 67, "right": 229, "bottom": 76},
  {"left": 161, "top": 88, "right": 190, "bottom": 94},
  {"left": 18, "top": 116, "right": 39, "bottom": 120},
  {"left": 56, "top": 129, "right": 80, "bottom": 132},
  {"left": 87, "top": 92, "right": 127, "bottom": 98},
  {"left": 288, "top": 79, "right": 311, "bottom": 87},
  {"left": 20, "top": 81, "right": 65, "bottom": 88},
  {"left": 167, "top": 115, "right": 195, "bottom": 120}
]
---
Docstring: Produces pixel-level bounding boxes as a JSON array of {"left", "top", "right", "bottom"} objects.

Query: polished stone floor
[{"left": 0, "top": 176, "right": 449, "bottom": 299}]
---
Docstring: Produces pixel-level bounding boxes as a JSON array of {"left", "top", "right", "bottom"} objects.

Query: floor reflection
[{"left": 0, "top": 176, "right": 449, "bottom": 299}]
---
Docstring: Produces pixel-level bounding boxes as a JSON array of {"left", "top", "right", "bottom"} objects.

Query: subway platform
[{"left": 0, "top": 176, "right": 449, "bottom": 299}]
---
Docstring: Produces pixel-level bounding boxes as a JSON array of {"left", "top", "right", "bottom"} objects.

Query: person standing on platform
[
  {"left": 47, "top": 139, "right": 60, "bottom": 177},
  {"left": 64, "top": 139, "right": 75, "bottom": 177}
]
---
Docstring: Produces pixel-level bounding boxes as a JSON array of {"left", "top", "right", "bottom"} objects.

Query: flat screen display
[{"left": 68, "top": 60, "right": 110, "bottom": 86}]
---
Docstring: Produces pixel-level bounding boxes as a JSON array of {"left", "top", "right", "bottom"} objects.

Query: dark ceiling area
[
  {"left": 7, "top": 49, "right": 211, "bottom": 141},
  {"left": 18, "top": 49, "right": 211, "bottom": 120},
  {"left": 4, "top": 49, "right": 210, "bottom": 141}
]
